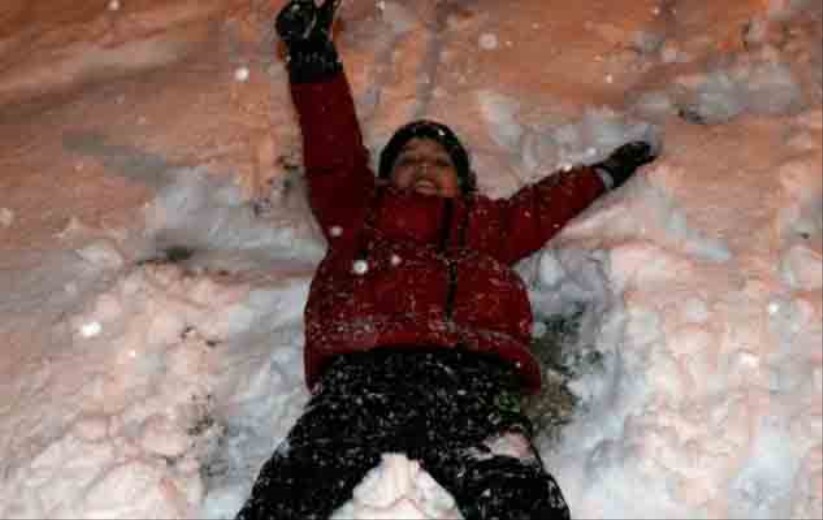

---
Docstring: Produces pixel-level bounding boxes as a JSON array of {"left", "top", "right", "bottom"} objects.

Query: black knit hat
[{"left": 378, "top": 120, "right": 476, "bottom": 195}]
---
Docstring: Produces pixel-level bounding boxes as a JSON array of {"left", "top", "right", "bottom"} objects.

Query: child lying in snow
[{"left": 237, "top": 1, "right": 657, "bottom": 518}]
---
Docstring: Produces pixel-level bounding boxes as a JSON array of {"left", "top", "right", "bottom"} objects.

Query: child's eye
[
  {"left": 435, "top": 158, "right": 452, "bottom": 168},
  {"left": 396, "top": 155, "right": 416, "bottom": 166}
]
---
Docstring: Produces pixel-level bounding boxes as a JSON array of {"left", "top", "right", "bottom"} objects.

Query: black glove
[
  {"left": 594, "top": 141, "right": 658, "bottom": 189},
  {"left": 275, "top": 0, "right": 342, "bottom": 83}
]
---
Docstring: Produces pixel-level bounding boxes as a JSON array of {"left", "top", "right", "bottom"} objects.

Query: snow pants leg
[
  {"left": 416, "top": 437, "right": 569, "bottom": 520},
  {"left": 233, "top": 371, "right": 388, "bottom": 520},
  {"left": 235, "top": 348, "right": 570, "bottom": 520}
]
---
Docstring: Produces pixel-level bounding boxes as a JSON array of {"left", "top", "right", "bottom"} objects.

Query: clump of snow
[
  {"left": 75, "top": 238, "right": 125, "bottom": 271},
  {"left": 634, "top": 59, "right": 806, "bottom": 124},
  {"left": 377, "top": 1, "right": 417, "bottom": 35},
  {"left": 631, "top": 2, "right": 819, "bottom": 127},
  {"left": 352, "top": 259, "right": 369, "bottom": 275},
  {"left": 332, "top": 454, "right": 461, "bottom": 520},
  {"left": 80, "top": 320, "right": 103, "bottom": 338},
  {"left": 478, "top": 33, "right": 499, "bottom": 51},
  {"left": 681, "top": 61, "right": 803, "bottom": 123},
  {"left": 477, "top": 89, "right": 660, "bottom": 190},
  {"left": 233, "top": 66, "right": 250, "bottom": 83},
  {"left": 141, "top": 167, "right": 324, "bottom": 273},
  {"left": 781, "top": 242, "right": 823, "bottom": 289},
  {"left": 0, "top": 207, "right": 14, "bottom": 227}
]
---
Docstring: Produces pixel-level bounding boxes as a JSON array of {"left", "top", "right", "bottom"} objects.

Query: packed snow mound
[
  {"left": 637, "top": 58, "right": 806, "bottom": 125},
  {"left": 0, "top": 258, "right": 313, "bottom": 519},
  {"left": 0, "top": 166, "right": 321, "bottom": 518},
  {"left": 477, "top": 90, "right": 661, "bottom": 190},
  {"left": 629, "top": 1, "right": 821, "bottom": 124},
  {"left": 331, "top": 454, "right": 462, "bottom": 520},
  {"left": 141, "top": 166, "right": 324, "bottom": 274},
  {"left": 539, "top": 107, "right": 823, "bottom": 518}
]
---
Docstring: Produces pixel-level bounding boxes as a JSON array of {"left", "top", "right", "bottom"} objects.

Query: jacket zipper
[
  {"left": 439, "top": 199, "right": 457, "bottom": 321},
  {"left": 354, "top": 188, "right": 384, "bottom": 264}
]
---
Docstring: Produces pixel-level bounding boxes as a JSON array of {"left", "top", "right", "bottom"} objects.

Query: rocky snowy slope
[{"left": 0, "top": 0, "right": 820, "bottom": 518}]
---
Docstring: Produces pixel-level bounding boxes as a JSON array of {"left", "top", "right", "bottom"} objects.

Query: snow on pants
[{"left": 235, "top": 348, "right": 570, "bottom": 520}]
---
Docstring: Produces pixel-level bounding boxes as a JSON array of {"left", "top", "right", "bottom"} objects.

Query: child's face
[{"left": 389, "top": 138, "right": 460, "bottom": 198}]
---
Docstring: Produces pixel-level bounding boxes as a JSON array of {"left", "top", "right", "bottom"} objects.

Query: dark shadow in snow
[
  {"left": 519, "top": 248, "right": 616, "bottom": 448},
  {"left": 524, "top": 305, "right": 586, "bottom": 443}
]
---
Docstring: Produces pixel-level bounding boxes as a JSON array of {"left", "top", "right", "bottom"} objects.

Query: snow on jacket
[{"left": 292, "top": 73, "right": 606, "bottom": 394}]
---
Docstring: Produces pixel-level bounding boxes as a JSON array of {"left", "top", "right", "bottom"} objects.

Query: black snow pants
[{"left": 235, "top": 348, "right": 570, "bottom": 520}]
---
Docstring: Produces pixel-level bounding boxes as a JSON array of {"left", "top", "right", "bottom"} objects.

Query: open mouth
[{"left": 413, "top": 179, "right": 438, "bottom": 195}]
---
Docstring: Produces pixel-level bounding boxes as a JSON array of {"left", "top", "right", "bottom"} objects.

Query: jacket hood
[{"left": 378, "top": 120, "right": 476, "bottom": 195}]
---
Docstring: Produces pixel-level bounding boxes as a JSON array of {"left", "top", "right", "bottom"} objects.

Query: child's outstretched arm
[
  {"left": 493, "top": 142, "right": 658, "bottom": 264},
  {"left": 277, "top": 0, "right": 374, "bottom": 239}
]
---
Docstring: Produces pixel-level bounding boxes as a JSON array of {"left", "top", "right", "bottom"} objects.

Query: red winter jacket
[{"left": 292, "top": 73, "right": 606, "bottom": 394}]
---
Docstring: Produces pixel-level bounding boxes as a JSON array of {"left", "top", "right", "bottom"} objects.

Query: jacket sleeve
[
  {"left": 289, "top": 71, "right": 374, "bottom": 239},
  {"left": 492, "top": 166, "right": 607, "bottom": 264}
]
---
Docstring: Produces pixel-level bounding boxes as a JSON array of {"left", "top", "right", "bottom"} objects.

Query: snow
[
  {"left": 233, "top": 67, "right": 250, "bottom": 83},
  {"left": 0, "top": 207, "right": 14, "bottom": 227},
  {"left": 331, "top": 454, "right": 460, "bottom": 520},
  {"left": 478, "top": 33, "right": 499, "bottom": 51},
  {"left": 0, "top": 0, "right": 820, "bottom": 519},
  {"left": 352, "top": 259, "right": 369, "bottom": 275}
]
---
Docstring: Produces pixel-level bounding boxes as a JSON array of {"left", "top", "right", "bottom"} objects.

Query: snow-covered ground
[{"left": 0, "top": 0, "right": 820, "bottom": 518}]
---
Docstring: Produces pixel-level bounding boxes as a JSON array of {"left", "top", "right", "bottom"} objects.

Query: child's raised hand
[
  {"left": 276, "top": 0, "right": 341, "bottom": 47},
  {"left": 274, "top": 0, "right": 344, "bottom": 83}
]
